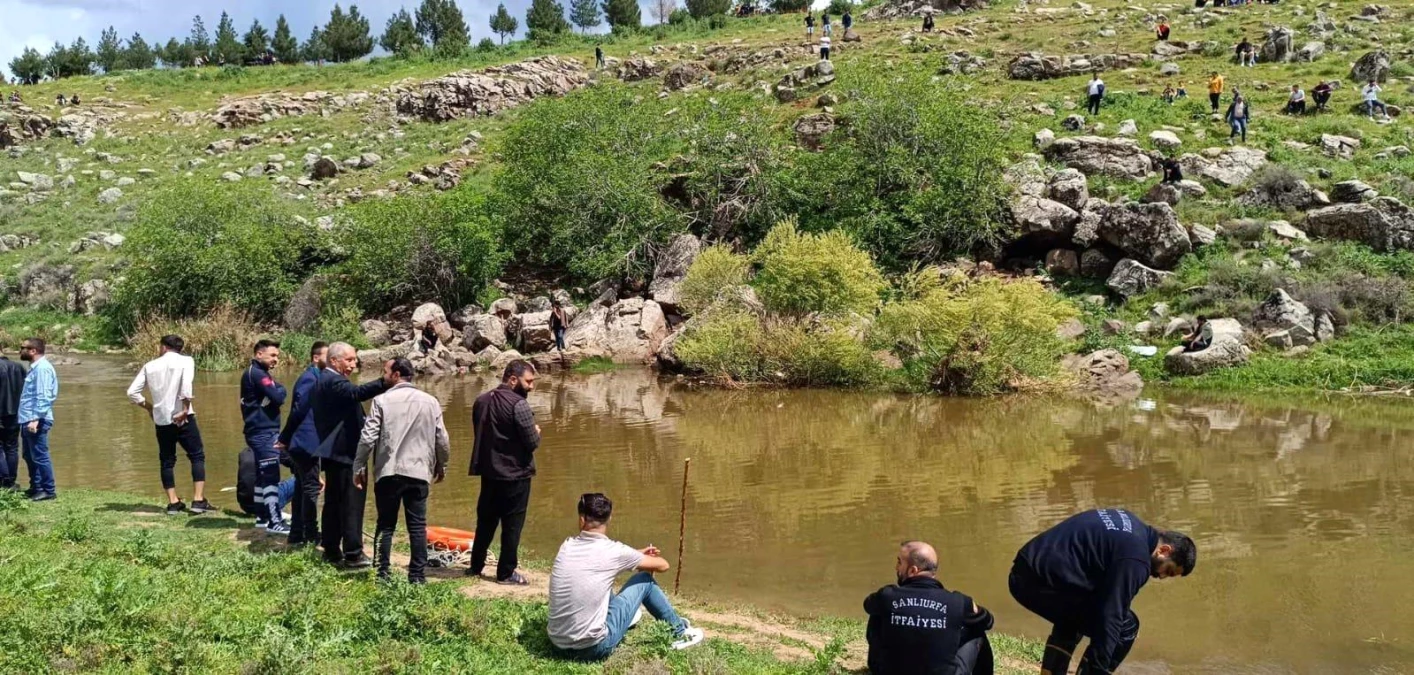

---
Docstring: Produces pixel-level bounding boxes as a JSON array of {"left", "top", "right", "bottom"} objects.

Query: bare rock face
[
  {"left": 662, "top": 62, "right": 710, "bottom": 91},
  {"left": 412, "top": 302, "right": 455, "bottom": 344},
  {"left": 509, "top": 310, "right": 556, "bottom": 353},
  {"left": 617, "top": 56, "right": 663, "bottom": 82},
  {"left": 1097, "top": 202, "right": 1192, "bottom": 269},
  {"left": 1046, "top": 168, "right": 1089, "bottom": 212},
  {"left": 1043, "top": 136, "right": 1153, "bottom": 180},
  {"left": 1066, "top": 348, "right": 1143, "bottom": 395},
  {"left": 1237, "top": 177, "right": 1329, "bottom": 211},
  {"left": 1330, "top": 180, "right": 1378, "bottom": 203},
  {"left": 861, "top": 0, "right": 987, "bottom": 20},
  {"left": 212, "top": 90, "right": 371, "bottom": 129},
  {"left": 361, "top": 319, "right": 393, "bottom": 347},
  {"left": 1013, "top": 196, "right": 1081, "bottom": 244},
  {"left": 648, "top": 233, "right": 701, "bottom": 314},
  {"left": 490, "top": 297, "right": 519, "bottom": 319},
  {"left": 1350, "top": 50, "right": 1390, "bottom": 83},
  {"left": 462, "top": 313, "right": 509, "bottom": 352},
  {"left": 1303, "top": 197, "right": 1414, "bottom": 252},
  {"left": 794, "top": 112, "right": 836, "bottom": 152},
  {"left": 1107, "top": 258, "right": 1174, "bottom": 297},
  {"left": 1259, "top": 26, "right": 1296, "bottom": 63},
  {"left": 1254, "top": 289, "right": 1319, "bottom": 348},
  {"left": 563, "top": 297, "right": 669, "bottom": 363},
  {"left": 283, "top": 277, "right": 324, "bottom": 332},
  {"left": 1178, "top": 147, "right": 1267, "bottom": 187},
  {"left": 1164, "top": 318, "right": 1250, "bottom": 375},
  {"left": 1320, "top": 134, "right": 1361, "bottom": 159},
  {"left": 1008, "top": 52, "right": 1148, "bottom": 80},
  {"left": 395, "top": 56, "right": 590, "bottom": 123}
]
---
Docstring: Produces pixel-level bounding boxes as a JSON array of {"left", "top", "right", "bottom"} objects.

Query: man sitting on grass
[{"left": 548, "top": 493, "right": 705, "bottom": 659}]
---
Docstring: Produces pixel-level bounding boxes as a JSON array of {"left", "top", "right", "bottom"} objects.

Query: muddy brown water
[{"left": 39, "top": 357, "right": 1414, "bottom": 673}]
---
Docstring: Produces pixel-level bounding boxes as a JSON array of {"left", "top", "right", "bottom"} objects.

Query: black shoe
[
  {"left": 322, "top": 554, "right": 343, "bottom": 565},
  {"left": 30, "top": 492, "right": 55, "bottom": 502},
  {"left": 22, "top": 489, "right": 38, "bottom": 498},
  {"left": 464, "top": 566, "right": 484, "bottom": 577},
  {"left": 188, "top": 500, "right": 215, "bottom": 514},
  {"left": 342, "top": 555, "right": 373, "bottom": 570},
  {"left": 165, "top": 501, "right": 187, "bottom": 515}
]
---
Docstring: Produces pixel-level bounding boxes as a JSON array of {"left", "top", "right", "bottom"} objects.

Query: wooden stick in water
[{"left": 674, "top": 457, "right": 691, "bottom": 595}]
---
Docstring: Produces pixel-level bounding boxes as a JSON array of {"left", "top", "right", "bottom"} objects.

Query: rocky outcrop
[
  {"left": 1320, "top": 134, "right": 1360, "bottom": 159},
  {"left": 1237, "top": 178, "right": 1330, "bottom": 211},
  {"left": 361, "top": 319, "right": 393, "bottom": 347},
  {"left": 1303, "top": 197, "right": 1414, "bottom": 252},
  {"left": 1164, "top": 318, "right": 1250, "bottom": 375},
  {"left": 1350, "top": 50, "right": 1390, "bottom": 83},
  {"left": 1107, "top": 258, "right": 1173, "bottom": 297},
  {"left": 861, "top": 0, "right": 987, "bottom": 20},
  {"left": 1296, "top": 41, "right": 1325, "bottom": 62},
  {"left": 1013, "top": 197, "right": 1081, "bottom": 243},
  {"left": 1042, "top": 136, "right": 1153, "bottom": 180},
  {"left": 794, "top": 112, "right": 835, "bottom": 152},
  {"left": 939, "top": 51, "right": 988, "bottom": 75},
  {"left": 508, "top": 311, "right": 556, "bottom": 353},
  {"left": 1330, "top": 180, "right": 1378, "bottom": 203},
  {"left": 412, "top": 302, "right": 456, "bottom": 345},
  {"left": 283, "top": 277, "right": 324, "bottom": 332},
  {"left": 1047, "top": 169, "right": 1089, "bottom": 212},
  {"left": 1007, "top": 52, "right": 1148, "bottom": 80},
  {"left": 1065, "top": 348, "right": 1143, "bottom": 395},
  {"left": 1178, "top": 147, "right": 1267, "bottom": 187},
  {"left": 648, "top": 234, "right": 701, "bottom": 314},
  {"left": 1253, "top": 289, "right": 1326, "bottom": 349},
  {"left": 212, "top": 90, "right": 372, "bottom": 129},
  {"left": 617, "top": 56, "right": 662, "bottom": 82},
  {"left": 462, "top": 313, "right": 508, "bottom": 351},
  {"left": 1097, "top": 202, "right": 1191, "bottom": 269},
  {"left": 564, "top": 297, "right": 669, "bottom": 363},
  {"left": 1259, "top": 26, "right": 1296, "bottom": 63},
  {"left": 663, "top": 62, "right": 710, "bottom": 91},
  {"left": 395, "top": 56, "right": 590, "bottom": 123}
]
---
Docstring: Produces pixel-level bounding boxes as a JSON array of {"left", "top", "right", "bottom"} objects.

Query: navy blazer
[{"left": 278, "top": 368, "right": 387, "bottom": 465}]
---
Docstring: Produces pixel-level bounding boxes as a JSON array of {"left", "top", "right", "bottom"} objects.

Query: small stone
[
  {"left": 220, "top": 171, "right": 243, "bottom": 182},
  {"left": 97, "top": 187, "right": 123, "bottom": 204}
]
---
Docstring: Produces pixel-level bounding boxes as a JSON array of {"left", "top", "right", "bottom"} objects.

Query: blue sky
[{"left": 1, "top": 0, "right": 636, "bottom": 77}]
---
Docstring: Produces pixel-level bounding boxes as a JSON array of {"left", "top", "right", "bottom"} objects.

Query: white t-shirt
[
  {"left": 547, "top": 532, "right": 645, "bottom": 650},
  {"left": 820, "top": 36, "right": 832, "bottom": 49},
  {"left": 126, "top": 351, "right": 196, "bottom": 425},
  {"left": 1088, "top": 79, "right": 1104, "bottom": 96},
  {"left": 1290, "top": 89, "right": 1304, "bottom": 102},
  {"left": 1364, "top": 84, "right": 1381, "bottom": 101}
]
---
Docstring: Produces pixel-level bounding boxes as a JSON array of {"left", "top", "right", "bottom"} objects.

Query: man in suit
[
  {"left": 278, "top": 342, "right": 388, "bottom": 567},
  {"left": 283, "top": 341, "right": 328, "bottom": 546}
]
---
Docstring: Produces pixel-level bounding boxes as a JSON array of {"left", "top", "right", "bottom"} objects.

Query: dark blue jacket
[
  {"left": 239, "top": 360, "right": 286, "bottom": 436},
  {"left": 286, "top": 365, "right": 322, "bottom": 455},
  {"left": 278, "top": 368, "right": 387, "bottom": 465},
  {"left": 865, "top": 577, "right": 993, "bottom": 675}
]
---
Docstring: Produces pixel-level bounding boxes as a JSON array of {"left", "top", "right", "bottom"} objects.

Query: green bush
[
  {"left": 675, "top": 312, "right": 877, "bottom": 387},
  {"left": 335, "top": 189, "right": 504, "bottom": 313},
  {"left": 108, "top": 180, "right": 327, "bottom": 332},
  {"left": 751, "top": 220, "right": 885, "bottom": 317},
  {"left": 678, "top": 245, "right": 751, "bottom": 315},
  {"left": 873, "top": 276, "right": 1077, "bottom": 395}
]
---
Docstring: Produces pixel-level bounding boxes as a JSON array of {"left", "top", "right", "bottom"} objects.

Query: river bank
[{"left": 0, "top": 488, "right": 1042, "bottom": 674}]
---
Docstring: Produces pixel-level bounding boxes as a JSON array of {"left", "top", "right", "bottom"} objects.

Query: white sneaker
[{"left": 671, "top": 620, "right": 705, "bottom": 650}]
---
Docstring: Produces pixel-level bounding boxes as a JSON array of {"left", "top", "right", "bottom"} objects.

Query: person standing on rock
[
  {"left": 822, "top": 11, "right": 832, "bottom": 38},
  {"left": 864, "top": 540, "right": 996, "bottom": 674},
  {"left": 18, "top": 338, "right": 58, "bottom": 502},
  {"left": 551, "top": 300, "right": 570, "bottom": 352},
  {"left": 820, "top": 33, "right": 832, "bottom": 61},
  {"left": 1226, "top": 90, "right": 1251, "bottom": 144},
  {"left": 284, "top": 341, "right": 329, "bottom": 547},
  {"left": 241, "top": 339, "right": 288, "bottom": 534},
  {"left": 805, "top": 12, "right": 815, "bottom": 42},
  {"left": 1086, "top": 72, "right": 1105, "bottom": 116},
  {"left": 1010, "top": 509, "right": 1197, "bottom": 675},
  {"left": 354, "top": 357, "right": 450, "bottom": 584},
  {"left": 595, "top": 46, "right": 605, "bottom": 70},
  {"left": 127, "top": 335, "right": 213, "bottom": 515},
  {"left": 0, "top": 347, "right": 25, "bottom": 491},
  {"left": 278, "top": 342, "right": 390, "bottom": 567},
  {"left": 842, "top": 9, "right": 853, "bottom": 32},
  {"left": 1207, "top": 71, "right": 1225, "bottom": 112},
  {"left": 1363, "top": 80, "right": 1388, "bottom": 119},
  {"left": 467, "top": 359, "right": 541, "bottom": 585}
]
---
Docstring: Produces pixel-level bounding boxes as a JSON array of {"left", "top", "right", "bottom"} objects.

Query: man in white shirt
[
  {"left": 548, "top": 492, "right": 705, "bottom": 659},
  {"left": 1363, "top": 80, "right": 1388, "bottom": 119},
  {"left": 1286, "top": 84, "right": 1305, "bottom": 114},
  {"left": 127, "top": 334, "right": 212, "bottom": 515},
  {"left": 1086, "top": 73, "right": 1105, "bottom": 115}
]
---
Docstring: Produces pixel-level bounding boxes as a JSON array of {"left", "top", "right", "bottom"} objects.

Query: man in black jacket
[
  {"left": 1009, "top": 508, "right": 1196, "bottom": 675},
  {"left": 865, "top": 541, "right": 994, "bottom": 675},
  {"left": 240, "top": 339, "right": 287, "bottom": 533},
  {"left": 467, "top": 359, "right": 540, "bottom": 585},
  {"left": 0, "top": 349, "right": 25, "bottom": 490},
  {"left": 278, "top": 342, "right": 388, "bottom": 567}
]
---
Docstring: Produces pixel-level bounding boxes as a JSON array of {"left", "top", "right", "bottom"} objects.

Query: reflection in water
[{"left": 41, "top": 359, "right": 1414, "bottom": 674}]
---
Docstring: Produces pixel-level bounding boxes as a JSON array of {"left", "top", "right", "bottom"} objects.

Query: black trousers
[
  {"left": 1086, "top": 94, "right": 1101, "bottom": 115},
  {"left": 1209, "top": 92, "right": 1221, "bottom": 111},
  {"left": 155, "top": 418, "right": 206, "bottom": 491},
  {"left": 1009, "top": 565, "right": 1138, "bottom": 675},
  {"left": 374, "top": 475, "right": 430, "bottom": 582},
  {"left": 321, "top": 462, "right": 367, "bottom": 562},
  {"left": 289, "top": 451, "right": 322, "bottom": 545},
  {"left": 0, "top": 416, "right": 18, "bottom": 488},
  {"left": 470, "top": 477, "right": 531, "bottom": 580}
]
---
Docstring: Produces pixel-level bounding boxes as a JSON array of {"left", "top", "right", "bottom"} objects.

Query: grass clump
[
  {"left": 677, "top": 245, "right": 751, "bottom": 316},
  {"left": 128, "top": 305, "right": 266, "bottom": 371},
  {"left": 751, "top": 220, "right": 885, "bottom": 318}
]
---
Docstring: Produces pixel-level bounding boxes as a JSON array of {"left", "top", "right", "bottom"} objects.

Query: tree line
[{"left": 5, "top": 0, "right": 745, "bottom": 84}]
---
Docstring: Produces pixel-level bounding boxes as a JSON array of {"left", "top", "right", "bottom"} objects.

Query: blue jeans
[
  {"left": 554, "top": 327, "right": 566, "bottom": 351},
  {"left": 0, "top": 417, "right": 18, "bottom": 488},
  {"left": 1229, "top": 118, "right": 1247, "bottom": 142},
  {"left": 21, "top": 419, "right": 54, "bottom": 494},
  {"left": 570, "top": 572, "right": 688, "bottom": 660},
  {"left": 1366, "top": 100, "right": 1387, "bottom": 117},
  {"left": 276, "top": 477, "right": 295, "bottom": 511}
]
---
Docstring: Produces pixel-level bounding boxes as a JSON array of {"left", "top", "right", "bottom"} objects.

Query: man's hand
[
  {"left": 273, "top": 440, "right": 287, "bottom": 451},
  {"left": 353, "top": 469, "right": 367, "bottom": 490},
  {"left": 25, "top": 420, "right": 38, "bottom": 434},
  {"left": 319, "top": 475, "right": 327, "bottom": 493},
  {"left": 434, "top": 467, "right": 446, "bottom": 484},
  {"left": 640, "top": 545, "right": 661, "bottom": 557},
  {"left": 535, "top": 424, "right": 542, "bottom": 435},
  {"left": 172, "top": 411, "right": 189, "bottom": 427}
]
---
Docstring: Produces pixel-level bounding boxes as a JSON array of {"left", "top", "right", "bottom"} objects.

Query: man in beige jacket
[{"left": 354, "top": 357, "right": 451, "bottom": 583}]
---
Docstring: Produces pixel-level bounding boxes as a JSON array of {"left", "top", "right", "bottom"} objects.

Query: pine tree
[
  {"left": 188, "top": 15, "right": 211, "bottom": 63},
  {"left": 96, "top": 26, "right": 123, "bottom": 73},
  {"left": 8, "top": 47, "right": 45, "bottom": 85},
  {"left": 122, "top": 32, "right": 157, "bottom": 70},
  {"left": 214, "top": 11, "right": 244, "bottom": 64},
  {"left": 525, "top": 0, "right": 570, "bottom": 40},
  {"left": 272, "top": 16, "right": 300, "bottom": 64},
  {"left": 602, "top": 0, "right": 641, "bottom": 31},
  {"left": 685, "top": 0, "right": 731, "bottom": 18},
  {"left": 322, "top": 5, "right": 374, "bottom": 62},
  {"left": 570, "top": 0, "right": 601, "bottom": 32},
  {"left": 415, "top": 0, "right": 471, "bottom": 54},
  {"left": 302, "top": 26, "right": 329, "bottom": 63},
  {"left": 243, "top": 19, "right": 271, "bottom": 58},
  {"left": 489, "top": 3, "right": 519, "bottom": 44},
  {"left": 381, "top": 9, "right": 423, "bottom": 55}
]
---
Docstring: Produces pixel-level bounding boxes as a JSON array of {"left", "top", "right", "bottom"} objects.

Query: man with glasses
[
  {"left": 18, "top": 338, "right": 58, "bottom": 501},
  {"left": 548, "top": 493, "right": 705, "bottom": 659}
]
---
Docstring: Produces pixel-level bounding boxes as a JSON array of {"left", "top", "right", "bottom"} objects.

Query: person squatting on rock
[
  {"left": 127, "top": 334, "right": 213, "bottom": 515},
  {"left": 278, "top": 341, "right": 390, "bottom": 568},
  {"left": 467, "top": 359, "right": 541, "bottom": 585},
  {"left": 864, "top": 540, "right": 996, "bottom": 675},
  {"left": 547, "top": 492, "right": 706, "bottom": 659},
  {"left": 1312, "top": 81, "right": 1332, "bottom": 112},
  {"left": 283, "top": 341, "right": 329, "bottom": 546},
  {"left": 1286, "top": 84, "right": 1306, "bottom": 115},
  {"left": 1155, "top": 20, "right": 1170, "bottom": 41},
  {"left": 1160, "top": 157, "right": 1183, "bottom": 184},
  {"left": 1010, "top": 508, "right": 1197, "bottom": 675},
  {"left": 241, "top": 339, "right": 288, "bottom": 533},
  {"left": 18, "top": 338, "right": 58, "bottom": 502},
  {"left": 0, "top": 347, "right": 26, "bottom": 491},
  {"left": 354, "top": 357, "right": 450, "bottom": 584},
  {"left": 922, "top": 12, "right": 935, "bottom": 32},
  {"left": 1086, "top": 73, "right": 1105, "bottom": 116},
  {"left": 1235, "top": 37, "right": 1255, "bottom": 67}
]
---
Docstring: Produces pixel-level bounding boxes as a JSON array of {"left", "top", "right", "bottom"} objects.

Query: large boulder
[
  {"left": 1164, "top": 318, "right": 1250, "bottom": 375},
  {"left": 310, "top": 156, "right": 340, "bottom": 180},
  {"left": 448, "top": 304, "right": 484, "bottom": 329},
  {"left": 461, "top": 313, "right": 508, "bottom": 351},
  {"left": 563, "top": 297, "right": 669, "bottom": 363},
  {"left": 394, "top": 56, "right": 590, "bottom": 123},
  {"left": 1351, "top": 50, "right": 1390, "bottom": 83},
  {"left": 509, "top": 310, "right": 555, "bottom": 353},
  {"left": 282, "top": 277, "right": 323, "bottom": 331},
  {"left": 490, "top": 297, "right": 518, "bottom": 319},
  {"left": 1253, "top": 289, "right": 1318, "bottom": 348},
  {"left": 1096, "top": 202, "right": 1191, "bottom": 269},
  {"left": 1320, "top": 134, "right": 1361, "bottom": 159},
  {"left": 1047, "top": 168, "right": 1089, "bottom": 212},
  {"left": 1303, "top": 197, "right": 1414, "bottom": 252},
  {"left": 489, "top": 348, "right": 526, "bottom": 373},
  {"left": 1237, "top": 177, "right": 1330, "bottom": 211},
  {"left": 1066, "top": 348, "right": 1144, "bottom": 395},
  {"left": 1003, "top": 156, "right": 1047, "bottom": 197},
  {"left": 412, "top": 302, "right": 455, "bottom": 344},
  {"left": 1012, "top": 197, "right": 1080, "bottom": 243},
  {"left": 648, "top": 233, "right": 701, "bottom": 314},
  {"left": 794, "top": 112, "right": 836, "bottom": 152},
  {"left": 662, "top": 62, "right": 709, "bottom": 91},
  {"left": 1106, "top": 258, "right": 1173, "bottom": 297},
  {"left": 1330, "top": 180, "right": 1378, "bottom": 203},
  {"left": 1042, "top": 136, "right": 1153, "bottom": 180},
  {"left": 1080, "top": 247, "right": 1117, "bottom": 278},
  {"left": 1296, "top": 41, "right": 1325, "bottom": 62},
  {"left": 361, "top": 319, "right": 393, "bottom": 347},
  {"left": 1259, "top": 26, "right": 1296, "bottom": 63},
  {"left": 1178, "top": 147, "right": 1267, "bottom": 187}
]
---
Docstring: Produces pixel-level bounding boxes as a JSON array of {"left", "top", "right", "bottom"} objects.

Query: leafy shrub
[
  {"left": 668, "top": 8, "right": 691, "bottom": 24},
  {"left": 129, "top": 306, "right": 265, "bottom": 371},
  {"left": 476, "top": 38, "right": 497, "bottom": 52},
  {"left": 873, "top": 276, "right": 1077, "bottom": 395},
  {"left": 751, "top": 220, "right": 885, "bottom": 317},
  {"left": 675, "top": 312, "right": 878, "bottom": 387},
  {"left": 771, "top": 0, "right": 809, "bottom": 11},
  {"left": 826, "top": 0, "right": 854, "bottom": 15},
  {"left": 335, "top": 189, "right": 504, "bottom": 313},
  {"left": 678, "top": 245, "right": 750, "bottom": 315},
  {"left": 109, "top": 180, "right": 326, "bottom": 332}
]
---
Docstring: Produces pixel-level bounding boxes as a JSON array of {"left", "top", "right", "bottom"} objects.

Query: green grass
[{"left": 571, "top": 355, "right": 621, "bottom": 374}]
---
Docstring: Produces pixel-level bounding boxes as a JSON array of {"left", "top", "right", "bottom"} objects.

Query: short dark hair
[
  {"left": 1160, "top": 530, "right": 1197, "bottom": 576},
  {"left": 253, "top": 339, "right": 280, "bottom": 354},
  {"left": 1196, "top": 315, "right": 1208, "bottom": 322},
  {"left": 310, "top": 340, "right": 329, "bottom": 359},
  {"left": 389, "top": 357, "right": 415, "bottom": 380},
  {"left": 502, "top": 359, "right": 536, "bottom": 382},
  {"left": 23, "top": 337, "right": 45, "bottom": 354},
  {"left": 160, "top": 334, "right": 185, "bottom": 353},
  {"left": 578, "top": 493, "right": 613, "bottom": 525}
]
